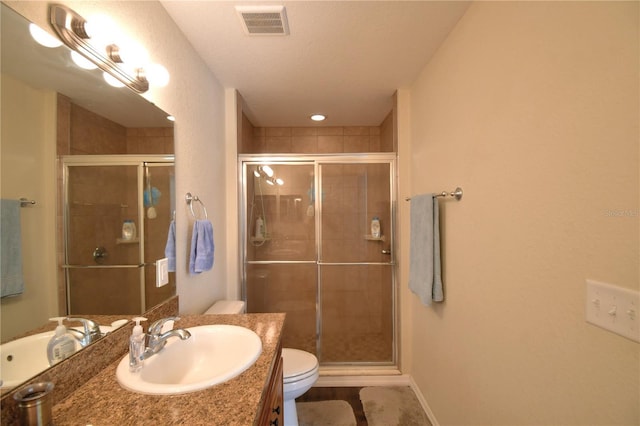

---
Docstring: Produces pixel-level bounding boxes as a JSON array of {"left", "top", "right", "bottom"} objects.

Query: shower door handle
[{"left": 381, "top": 249, "right": 391, "bottom": 255}]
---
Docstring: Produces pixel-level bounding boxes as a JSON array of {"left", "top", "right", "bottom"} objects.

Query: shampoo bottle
[
  {"left": 47, "top": 317, "right": 77, "bottom": 366},
  {"left": 255, "top": 216, "right": 264, "bottom": 239},
  {"left": 122, "top": 219, "right": 136, "bottom": 240},
  {"left": 129, "top": 317, "right": 147, "bottom": 372},
  {"left": 371, "top": 216, "right": 381, "bottom": 238}
]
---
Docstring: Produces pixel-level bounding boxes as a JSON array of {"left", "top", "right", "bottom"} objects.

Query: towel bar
[
  {"left": 19, "top": 198, "right": 36, "bottom": 207},
  {"left": 406, "top": 187, "right": 463, "bottom": 202}
]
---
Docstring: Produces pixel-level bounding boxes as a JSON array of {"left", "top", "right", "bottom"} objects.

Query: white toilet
[
  {"left": 205, "top": 301, "right": 319, "bottom": 426},
  {"left": 281, "top": 348, "right": 319, "bottom": 426}
]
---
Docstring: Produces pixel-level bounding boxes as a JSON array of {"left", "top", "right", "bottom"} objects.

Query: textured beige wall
[
  {"left": 1, "top": 74, "right": 58, "bottom": 340},
  {"left": 403, "top": 2, "right": 639, "bottom": 424}
]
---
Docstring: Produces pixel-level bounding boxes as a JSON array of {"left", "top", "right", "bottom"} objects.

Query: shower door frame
[
  {"left": 239, "top": 153, "right": 398, "bottom": 368},
  {"left": 62, "top": 154, "right": 175, "bottom": 315}
]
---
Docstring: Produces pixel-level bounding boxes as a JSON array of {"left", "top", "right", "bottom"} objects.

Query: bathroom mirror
[{"left": 0, "top": 3, "right": 176, "bottom": 387}]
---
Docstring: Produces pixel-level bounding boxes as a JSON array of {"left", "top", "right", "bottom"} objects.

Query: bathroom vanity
[
  {"left": 1, "top": 297, "right": 285, "bottom": 425},
  {"left": 51, "top": 313, "right": 285, "bottom": 425}
]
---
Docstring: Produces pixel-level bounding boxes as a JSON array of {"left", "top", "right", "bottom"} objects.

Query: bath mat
[
  {"left": 360, "top": 386, "right": 431, "bottom": 426},
  {"left": 296, "top": 400, "right": 357, "bottom": 426}
]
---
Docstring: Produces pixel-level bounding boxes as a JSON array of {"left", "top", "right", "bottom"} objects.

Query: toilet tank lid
[
  {"left": 204, "top": 300, "right": 245, "bottom": 314},
  {"left": 282, "top": 348, "right": 319, "bottom": 379}
]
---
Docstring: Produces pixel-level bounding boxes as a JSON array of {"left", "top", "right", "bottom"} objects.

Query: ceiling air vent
[{"left": 235, "top": 5, "right": 289, "bottom": 36}]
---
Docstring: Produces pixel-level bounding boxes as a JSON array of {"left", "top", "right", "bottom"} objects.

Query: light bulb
[
  {"left": 275, "top": 178, "right": 284, "bottom": 186},
  {"left": 262, "top": 165, "right": 274, "bottom": 177},
  {"left": 310, "top": 114, "right": 326, "bottom": 122},
  {"left": 103, "top": 72, "right": 125, "bottom": 88},
  {"left": 71, "top": 51, "right": 97, "bottom": 70},
  {"left": 29, "top": 23, "right": 62, "bottom": 48},
  {"left": 167, "top": 115, "right": 175, "bottom": 122},
  {"left": 266, "top": 178, "right": 275, "bottom": 186},
  {"left": 84, "top": 14, "right": 116, "bottom": 48},
  {"left": 116, "top": 41, "right": 149, "bottom": 68},
  {"left": 146, "top": 63, "right": 170, "bottom": 87},
  {"left": 253, "top": 170, "right": 261, "bottom": 178}
]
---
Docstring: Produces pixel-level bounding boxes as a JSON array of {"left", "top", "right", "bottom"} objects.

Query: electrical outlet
[
  {"left": 156, "top": 258, "right": 169, "bottom": 287},
  {"left": 586, "top": 279, "right": 640, "bottom": 342}
]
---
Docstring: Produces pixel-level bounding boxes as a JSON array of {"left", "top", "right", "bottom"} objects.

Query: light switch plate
[
  {"left": 156, "top": 258, "right": 169, "bottom": 287},
  {"left": 586, "top": 279, "right": 640, "bottom": 342}
]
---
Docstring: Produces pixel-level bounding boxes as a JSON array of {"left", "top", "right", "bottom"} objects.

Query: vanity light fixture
[
  {"left": 310, "top": 114, "right": 326, "bottom": 122},
  {"left": 254, "top": 166, "right": 284, "bottom": 186},
  {"left": 49, "top": 4, "right": 168, "bottom": 93}
]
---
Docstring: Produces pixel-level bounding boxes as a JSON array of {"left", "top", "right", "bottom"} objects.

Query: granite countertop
[
  {"left": 1, "top": 315, "right": 132, "bottom": 344},
  {"left": 51, "top": 313, "right": 285, "bottom": 426}
]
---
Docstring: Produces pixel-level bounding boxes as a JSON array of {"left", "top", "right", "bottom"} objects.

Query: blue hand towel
[
  {"left": 164, "top": 220, "right": 176, "bottom": 272},
  {"left": 1, "top": 199, "right": 25, "bottom": 298},
  {"left": 409, "top": 194, "right": 444, "bottom": 305},
  {"left": 189, "top": 220, "right": 214, "bottom": 274}
]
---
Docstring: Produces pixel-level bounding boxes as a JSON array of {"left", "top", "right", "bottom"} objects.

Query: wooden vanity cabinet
[{"left": 257, "top": 343, "right": 283, "bottom": 426}]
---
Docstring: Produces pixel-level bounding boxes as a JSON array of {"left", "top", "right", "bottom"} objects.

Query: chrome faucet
[
  {"left": 140, "top": 316, "right": 191, "bottom": 360},
  {"left": 66, "top": 317, "right": 104, "bottom": 347}
]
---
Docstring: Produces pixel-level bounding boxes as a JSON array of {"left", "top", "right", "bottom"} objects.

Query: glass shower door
[
  {"left": 142, "top": 163, "right": 176, "bottom": 310},
  {"left": 243, "top": 158, "right": 396, "bottom": 365},
  {"left": 244, "top": 163, "right": 318, "bottom": 354},
  {"left": 319, "top": 162, "right": 394, "bottom": 363},
  {"left": 65, "top": 164, "right": 143, "bottom": 314},
  {"left": 64, "top": 158, "right": 175, "bottom": 315}
]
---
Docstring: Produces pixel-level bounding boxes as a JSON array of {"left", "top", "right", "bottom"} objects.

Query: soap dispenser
[
  {"left": 129, "top": 317, "right": 147, "bottom": 372},
  {"left": 47, "top": 317, "right": 76, "bottom": 366}
]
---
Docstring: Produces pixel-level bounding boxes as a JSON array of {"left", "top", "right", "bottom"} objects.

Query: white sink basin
[
  {"left": 0, "top": 324, "right": 119, "bottom": 389},
  {"left": 116, "top": 324, "right": 262, "bottom": 395}
]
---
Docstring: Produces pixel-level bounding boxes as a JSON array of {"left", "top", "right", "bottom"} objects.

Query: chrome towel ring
[{"left": 185, "top": 192, "right": 208, "bottom": 219}]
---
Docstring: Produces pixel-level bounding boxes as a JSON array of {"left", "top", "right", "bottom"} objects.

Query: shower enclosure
[
  {"left": 241, "top": 155, "right": 396, "bottom": 366},
  {"left": 62, "top": 155, "right": 175, "bottom": 315}
]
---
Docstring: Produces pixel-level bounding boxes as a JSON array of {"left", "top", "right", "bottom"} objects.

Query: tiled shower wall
[{"left": 240, "top": 111, "right": 394, "bottom": 154}]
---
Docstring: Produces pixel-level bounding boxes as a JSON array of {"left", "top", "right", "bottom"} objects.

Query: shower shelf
[
  {"left": 116, "top": 238, "right": 140, "bottom": 245},
  {"left": 364, "top": 235, "right": 386, "bottom": 242},
  {"left": 250, "top": 237, "right": 271, "bottom": 243}
]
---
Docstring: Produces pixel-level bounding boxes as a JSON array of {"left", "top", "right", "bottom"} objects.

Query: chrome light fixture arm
[{"left": 49, "top": 4, "right": 149, "bottom": 93}]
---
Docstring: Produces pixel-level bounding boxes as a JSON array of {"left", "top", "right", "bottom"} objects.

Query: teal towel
[
  {"left": 409, "top": 194, "right": 444, "bottom": 305},
  {"left": 1, "top": 199, "right": 24, "bottom": 298}
]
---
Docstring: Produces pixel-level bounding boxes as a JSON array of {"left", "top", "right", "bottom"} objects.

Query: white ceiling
[{"left": 161, "top": 1, "right": 470, "bottom": 127}]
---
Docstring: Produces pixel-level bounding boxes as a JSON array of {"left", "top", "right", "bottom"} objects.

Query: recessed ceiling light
[{"left": 310, "top": 114, "right": 326, "bottom": 122}]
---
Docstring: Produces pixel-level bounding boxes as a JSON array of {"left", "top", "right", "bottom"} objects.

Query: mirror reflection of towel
[
  {"left": 189, "top": 220, "right": 214, "bottom": 274},
  {"left": 1, "top": 199, "right": 24, "bottom": 298},
  {"left": 164, "top": 220, "right": 176, "bottom": 272}
]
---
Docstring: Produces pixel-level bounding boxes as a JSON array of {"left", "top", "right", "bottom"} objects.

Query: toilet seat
[{"left": 282, "top": 348, "right": 318, "bottom": 384}]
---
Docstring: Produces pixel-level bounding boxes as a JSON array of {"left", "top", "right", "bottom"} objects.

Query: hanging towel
[
  {"left": 189, "top": 219, "right": 214, "bottom": 274},
  {"left": 164, "top": 219, "right": 176, "bottom": 272},
  {"left": 409, "top": 194, "right": 444, "bottom": 305},
  {"left": 1, "top": 199, "right": 25, "bottom": 298}
]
